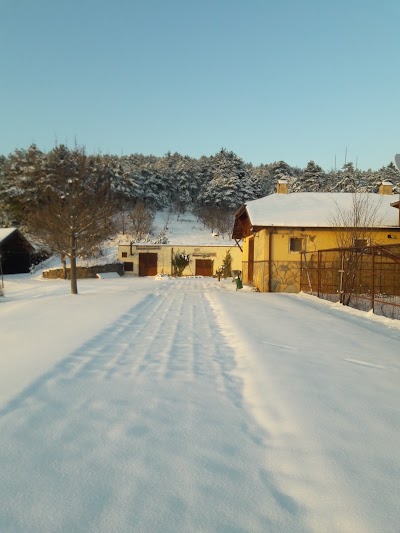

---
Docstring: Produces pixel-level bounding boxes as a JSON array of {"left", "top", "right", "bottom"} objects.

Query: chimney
[
  {"left": 277, "top": 179, "right": 288, "bottom": 194},
  {"left": 379, "top": 180, "right": 393, "bottom": 195}
]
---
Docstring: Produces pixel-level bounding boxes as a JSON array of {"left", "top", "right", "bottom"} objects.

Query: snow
[
  {"left": 24, "top": 210, "right": 238, "bottom": 276},
  {"left": 1, "top": 272, "right": 400, "bottom": 532},
  {"left": 245, "top": 192, "right": 400, "bottom": 227},
  {"left": 0, "top": 227, "right": 17, "bottom": 243},
  {"left": 118, "top": 210, "right": 237, "bottom": 246},
  {"left": 95, "top": 272, "right": 121, "bottom": 279}
]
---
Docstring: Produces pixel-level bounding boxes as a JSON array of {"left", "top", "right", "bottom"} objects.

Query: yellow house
[
  {"left": 117, "top": 242, "right": 242, "bottom": 277},
  {"left": 232, "top": 180, "right": 400, "bottom": 292}
]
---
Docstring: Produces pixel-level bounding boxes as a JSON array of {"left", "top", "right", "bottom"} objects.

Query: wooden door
[
  {"left": 195, "top": 259, "right": 213, "bottom": 276},
  {"left": 139, "top": 253, "right": 158, "bottom": 276},
  {"left": 248, "top": 237, "right": 254, "bottom": 283}
]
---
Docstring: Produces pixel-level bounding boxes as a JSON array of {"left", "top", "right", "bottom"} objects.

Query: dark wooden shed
[{"left": 0, "top": 228, "right": 35, "bottom": 274}]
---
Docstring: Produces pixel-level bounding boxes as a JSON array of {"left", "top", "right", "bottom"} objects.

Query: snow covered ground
[
  {"left": 116, "top": 210, "right": 237, "bottom": 247},
  {"left": 1, "top": 274, "right": 400, "bottom": 532}
]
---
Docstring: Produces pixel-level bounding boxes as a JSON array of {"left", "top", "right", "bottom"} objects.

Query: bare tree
[
  {"left": 213, "top": 208, "right": 235, "bottom": 237},
  {"left": 128, "top": 201, "right": 155, "bottom": 241},
  {"left": 28, "top": 146, "right": 117, "bottom": 294},
  {"left": 331, "top": 193, "right": 383, "bottom": 304},
  {"left": 194, "top": 205, "right": 234, "bottom": 237}
]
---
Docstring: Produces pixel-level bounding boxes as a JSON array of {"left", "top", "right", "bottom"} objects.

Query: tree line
[
  {"left": 0, "top": 144, "right": 398, "bottom": 293},
  {"left": 1, "top": 146, "right": 399, "bottom": 228}
]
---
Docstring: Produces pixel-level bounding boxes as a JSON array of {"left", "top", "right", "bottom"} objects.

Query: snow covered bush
[{"left": 172, "top": 251, "right": 190, "bottom": 277}]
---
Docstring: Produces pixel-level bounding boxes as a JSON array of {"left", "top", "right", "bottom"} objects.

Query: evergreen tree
[
  {"left": 138, "top": 159, "right": 170, "bottom": 208},
  {"left": 377, "top": 162, "right": 400, "bottom": 192},
  {"left": 300, "top": 160, "right": 324, "bottom": 192},
  {"left": 331, "top": 162, "right": 357, "bottom": 192},
  {"left": 271, "top": 160, "right": 292, "bottom": 182},
  {"left": 199, "top": 149, "right": 252, "bottom": 209},
  {"left": 249, "top": 164, "right": 274, "bottom": 196},
  {"left": 103, "top": 155, "right": 138, "bottom": 203},
  {"left": 221, "top": 250, "right": 232, "bottom": 278},
  {"left": 1, "top": 145, "right": 46, "bottom": 224}
]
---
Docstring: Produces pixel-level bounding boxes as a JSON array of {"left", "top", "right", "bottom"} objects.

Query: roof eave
[{"left": 232, "top": 205, "right": 251, "bottom": 239}]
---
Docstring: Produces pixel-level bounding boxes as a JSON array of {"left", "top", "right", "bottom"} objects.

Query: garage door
[
  {"left": 195, "top": 259, "right": 213, "bottom": 276},
  {"left": 139, "top": 253, "right": 158, "bottom": 276}
]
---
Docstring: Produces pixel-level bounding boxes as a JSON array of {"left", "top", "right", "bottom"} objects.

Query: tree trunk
[
  {"left": 61, "top": 253, "right": 67, "bottom": 280},
  {"left": 70, "top": 233, "right": 78, "bottom": 295}
]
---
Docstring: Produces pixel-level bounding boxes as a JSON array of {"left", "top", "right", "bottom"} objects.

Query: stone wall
[
  {"left": 270, "top": 260, "right": 301, "bottom": 293},
  {"left": 242, "top": 260, "right": 302, "bottom": 293},
  {"left": 42, "top": 263, "right": 124, "bottom": 279}
]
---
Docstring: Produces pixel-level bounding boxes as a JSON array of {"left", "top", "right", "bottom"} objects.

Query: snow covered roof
[
  {"left": 0, "top": 228, "right": 17, "bottom": 244},
  {"left": 245, "top": 192, "right": 400, "bottom": 228}
]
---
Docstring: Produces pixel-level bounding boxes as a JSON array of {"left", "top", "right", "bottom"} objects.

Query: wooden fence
[{"left": 300, "top": 244, "right": 400, "bottom": 319}]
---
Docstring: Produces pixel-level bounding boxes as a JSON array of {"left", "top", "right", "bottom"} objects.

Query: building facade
[
  {"left": 117, "top": 243, "right": 242, "bottom": 277},
  {"left": 232, "top": 181, "right": 400, "bottom": 292},
  {"left": 0, "top": 228, "right": 34, "bottom": 274}
]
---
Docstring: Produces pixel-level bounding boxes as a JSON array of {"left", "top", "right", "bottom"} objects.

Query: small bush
[{"left": 172, "top": 251, "right": 190, "bottom": 277}]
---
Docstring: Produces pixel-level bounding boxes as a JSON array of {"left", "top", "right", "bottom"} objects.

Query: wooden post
[
  {"left": 317, "top": 250, "right": 321, "bottom": 298},
  {"left": 268, "top": 229, "right": 273, "bottom": 293},
  {"left": 70, "top": 233, "right": 78, "bottom": 295},
  {"left": 339, "top": 252, "right": 344, "bottom": 304},
  {"left": 371, "top": 247, "right": 375, "bottom": 313}
]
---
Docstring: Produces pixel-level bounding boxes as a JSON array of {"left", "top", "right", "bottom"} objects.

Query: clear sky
[{"left": 1, "top": 0, "right": 399, "bottom": 171}]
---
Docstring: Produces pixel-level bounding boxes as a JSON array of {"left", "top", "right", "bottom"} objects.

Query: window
[
  {"left": 354, "top": 239, "right": 368, "bottom": 248},
  {"left": 122, "top": 252, "right": 127, "bottom": 258},
  {"left": 124, "top": 262, "right": 133, "bottom": 272},
  {"left": 289, "top": 237, "right": 303, "bottom": 253}
]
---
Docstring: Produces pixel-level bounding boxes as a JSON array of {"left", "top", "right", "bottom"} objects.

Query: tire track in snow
[{"left": 0, "top": 279, "right": 310, "bottom": 533}]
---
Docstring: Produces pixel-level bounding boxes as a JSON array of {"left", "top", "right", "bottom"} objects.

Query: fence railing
[{"left": 300, "top": 244, "right": 400, "bottom": 319}]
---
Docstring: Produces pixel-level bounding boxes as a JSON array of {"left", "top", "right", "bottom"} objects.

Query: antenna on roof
[
  {"left": 394, "top": 154, "right": 400, "bottom": 172},
  {"left": 344, "top": 147, "right": 347, "bottom": 166}
]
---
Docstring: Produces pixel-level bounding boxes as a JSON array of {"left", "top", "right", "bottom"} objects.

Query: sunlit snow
[{"left": 1, "top": 271, "right": 399, "bottom": 532}]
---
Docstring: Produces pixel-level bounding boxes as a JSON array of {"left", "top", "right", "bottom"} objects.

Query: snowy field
[{"left": 1, "top": 274, "right": 400, "bottom": 532}]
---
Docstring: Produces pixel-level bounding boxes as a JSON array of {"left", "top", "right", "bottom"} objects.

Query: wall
[
  {"left": 0, "top": 231, "right": 34, "bottom": 274},
  {"left": 43, "top": 263, "right": 124, "bottom": 279},
  {"left": 117, "top": 244, "right": 242, "bottom": 276},
  {"left": 245, "top": 227, "right": 400, "bottom": 293}
]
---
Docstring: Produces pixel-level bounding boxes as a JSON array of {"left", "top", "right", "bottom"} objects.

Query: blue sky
[{"left": 1, "top": 0, "right": 399, "bottom": 171}]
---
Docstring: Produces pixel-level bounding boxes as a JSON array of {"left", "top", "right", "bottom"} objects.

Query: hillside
[{"left": 38, "top": 210, "right": 238, "bottom": 271}]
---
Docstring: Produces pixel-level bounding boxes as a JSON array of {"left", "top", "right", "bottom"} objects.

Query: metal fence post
[
  {"left": 371, "top": 247, "right": 375, "bottom": 313},
  {"left": 317, "top": 250, "right": 321, "bottom": 298}
]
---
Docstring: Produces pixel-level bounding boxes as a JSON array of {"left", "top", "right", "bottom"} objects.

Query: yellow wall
[
  {"left": 242, "top": 227, "right": 400, "bottom": 292},
  {"left": 118, "top": 244, "right": 242, "bottom": 276},
  {"left": 267, "top": 227, "right": 398, "bottom": 261}
]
